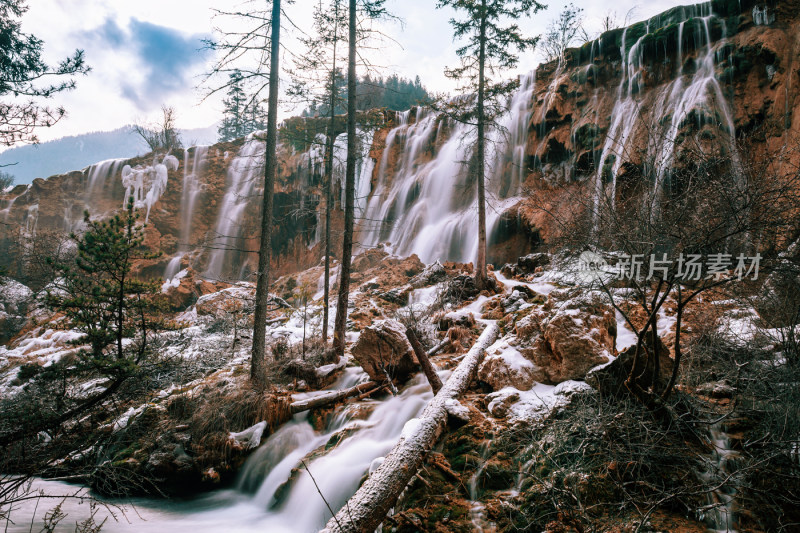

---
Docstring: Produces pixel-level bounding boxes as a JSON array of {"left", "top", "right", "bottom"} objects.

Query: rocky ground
[{"left": 1, "top": 250, "right": 798, "bottom": 532}]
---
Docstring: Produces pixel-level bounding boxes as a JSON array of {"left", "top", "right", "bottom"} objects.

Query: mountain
[{"left": 0, "top": 124, "right": 219, "bottom": 185}]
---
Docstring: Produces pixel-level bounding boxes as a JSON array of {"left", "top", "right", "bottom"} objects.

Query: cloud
[{"left": 85, "top": 17, "right": 211, "bottom": 109}]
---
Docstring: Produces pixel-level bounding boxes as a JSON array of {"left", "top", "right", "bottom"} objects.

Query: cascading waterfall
[
  {"left": 205, "top": 134, "right": 266, "bottom": 281},
  {"left": 165, "top": 146, "right": 209, "bottom": 280},
  {"left": 358, "top": 74, "right": 536, "bottom": 265},
  {"left": 592, "top": 2, "right": 741, "bottom": 215}
]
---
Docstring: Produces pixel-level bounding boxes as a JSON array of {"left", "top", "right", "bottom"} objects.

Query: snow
[
  {"left": 161, "top": 268, "right": 188, "bottom": 292},
  {"left": 400, "top": 418, "right": 422, "bottom": 439},
  {"left": 487, "top": 380, "right": 593, "bottom": 425},
  {"left": 615, "top": 310, "right": 637, "bottom": 351},
  {"left": 486, "top": 336, "right": 536, "bottom": 373},
  {"left": 230, "top": 421, "right": 269, "bottom": 449}
]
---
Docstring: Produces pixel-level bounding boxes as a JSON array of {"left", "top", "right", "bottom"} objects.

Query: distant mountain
[{"left": 0, "top": 124, "right": 219, "bottom": 185}]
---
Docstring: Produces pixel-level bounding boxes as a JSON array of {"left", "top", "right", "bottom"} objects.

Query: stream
[{"left": 4, "top": 369, "right": 436, "bottom": 533}]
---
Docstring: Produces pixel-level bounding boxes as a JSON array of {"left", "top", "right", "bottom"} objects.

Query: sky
[{"left": 18, "top": 0, "right": 680, "bottom": 144}]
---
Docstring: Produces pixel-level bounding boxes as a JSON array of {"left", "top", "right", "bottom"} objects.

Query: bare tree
[
  {"left": 538, "top": 120, "right": 800, "bottom": 416},
  {"left": 541, "top": 3, "right": 588, "bottom": 64},
  {"left": 133, "top": 105, "right": 183, "bottom": 153}
]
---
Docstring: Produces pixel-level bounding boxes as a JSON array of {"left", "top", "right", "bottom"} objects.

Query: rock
[
  {"left": 696, "top": 379, "right": 735, "bottom": 399},
  {"left": 517, "top": 253, "right": 550, "bottom": 273},
  {"left": 443, "top": 274, "right": 481, "bottom": 302},
  {"left": 195, "top": 283, "right": 255, "bottom": 318},
  {"left": 410, "top": 260, "right": 447, "bottom": 288},
  {"left": 380, "top": 286, "right": 412, "bottom": 305},
  {"left": 350, "top": 319, "right": 419, "bottom": 384},
  {"left": 485, "top": 388, "right": 521, "bottom": 418},
  {"left": 516, "top": 290, "right": 616, "bottom": 384},
  {"left": 162, "top": 268, "right": 223, "bottom": 311},
  {"left": 0, "top": 278, "right": 32, "bottom": 343},
  {"left": 478, "top": 337, "right": 545, "bottom": 390},
  {"left": 586, "top": 335, "right": 673, "bottom": 397}
]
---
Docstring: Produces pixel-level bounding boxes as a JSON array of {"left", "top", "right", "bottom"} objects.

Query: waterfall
[
  {"left": 592, "top": 2, "right": 741, "bottom": 215},
  {"left": 165, "top": 146, "right": 209, "bottom": 280},
  {"left": 121, "top": 154, "right": 179, "bottom": 223},
  {"left": 358, "top": 75, "right": 536, "bottom": 265},
  {"left": 205, "top": 134, "right": 266, "bottom": 281}
]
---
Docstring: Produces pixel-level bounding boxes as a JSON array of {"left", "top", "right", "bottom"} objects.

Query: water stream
[{"left": 5, "top": 370, "right": 435, "bottom": 533}]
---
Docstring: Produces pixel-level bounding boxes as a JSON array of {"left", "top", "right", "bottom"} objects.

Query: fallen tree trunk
[
  {"left": 426, "top": 337, "right": 450, "bottom": 358},
  {"left": 319, "top": 322, "right": 499, "bottom": 533},
  {"left": 406, "top": 327, "right": 443, "bottom": 394},
  {"left": 290, "top": 380, "right": 382, "bottom": 414}
]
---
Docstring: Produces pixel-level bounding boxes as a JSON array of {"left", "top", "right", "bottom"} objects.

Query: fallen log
[
  {"left": 426, "top": 337, "right": 450, "bottom": 357},
  {"left": 289, "top": 380, "right": 382, "bottom": 414},
  {"left": 406, "top": 328, "right": 443, "bottom": 394},
  {"left": 319, "top": 322, "right": 500, "bottom": 533}
]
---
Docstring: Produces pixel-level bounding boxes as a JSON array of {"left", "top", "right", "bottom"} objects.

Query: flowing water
[
  {"left": 701, "top": 423, "right": 740, "bottom": 532},
  {"left": 6, "top": 370, "right": 436, "bottom": 533}
]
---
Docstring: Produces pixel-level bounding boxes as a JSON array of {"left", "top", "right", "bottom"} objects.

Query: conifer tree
[
  {"left": 0, "top": 0, "right": 89, "bottom": 146},
  {"left": 332, "top": 0, "right": 390, "bottom": 358},
  {"left": 436, "top": 0, "right": 544, "bottom": 289},
  {"left": 48, "top": 199, "right": 163, "bottom": 379}
]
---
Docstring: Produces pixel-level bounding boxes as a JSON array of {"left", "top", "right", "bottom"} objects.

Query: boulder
[
  {"left": 516, "top": 289, "right": 616, "bottom": 384},
  {"left": 350, "top": 319, "right": 419, "bottom": 383},
  {"left": 517, "top": 253, "right": 550, "bottom": 274},
  {"left": 586, "top": 335, "right": 673, "bottom": 397},
  {"left": 478, "top": 337, "right": 545, "bottom": 390},
  {"left": 410, "top": 260, "right": 447, "bottom": 288}
]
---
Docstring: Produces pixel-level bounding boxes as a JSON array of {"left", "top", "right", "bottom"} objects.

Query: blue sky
[{"left": 20, "top": 0, "right": 679, "bottom": 143}]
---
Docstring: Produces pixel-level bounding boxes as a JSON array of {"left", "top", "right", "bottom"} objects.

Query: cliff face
[{"left": 0, "top": 0, "right": 797, "bottom": 283}]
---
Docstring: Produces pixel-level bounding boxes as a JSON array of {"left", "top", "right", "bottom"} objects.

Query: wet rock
[
  {"left": 517, "top": 253, "right": 550, "bottom": 274},
  {"left": 350, "top": 319, "right": 419, "bottom": 383},
  {"left": 696, "top": 379, "right": 735, "bottom": 399}
]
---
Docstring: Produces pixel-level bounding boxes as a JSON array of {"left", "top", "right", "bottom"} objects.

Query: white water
[
  {"left": 205, "top": 134, "right": 265, "bottom": 281},
  {"left": 358, "top": 73, "right": 536, "bottom": 264},
  {"left": 165, "top": 146, "right": 209, "bottom": 280},
  {"left": 6, "top": 369, "right": 436, "bottom": 533},
  {"left": 592, "top": 3, "right": 741, "bottom": 215},
  {"left": 701, "top": 422, "right": 740, "bottom": 532}
]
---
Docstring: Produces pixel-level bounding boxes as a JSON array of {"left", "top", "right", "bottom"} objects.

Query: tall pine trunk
[
  {"left": 333, "top": 0, "right": 357, "bottom": 357},
  {"left": 322, "top": 2, "right": 340, "bottom": 347},
  {"left": 475, "top": 0, "right": 488, "bottom": 290},
  {"left": 251, "top": 0, "right": 281, "bottom": 387}
]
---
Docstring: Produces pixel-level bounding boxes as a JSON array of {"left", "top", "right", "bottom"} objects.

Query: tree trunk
[
  {"left": 322, "top": 1, "right": 340, "bottom": 347},
  {"left": 474, "top": 0, "right": 488, "bottom": 290},
  {"left": 332, "top": 0, "right": 357, "bottom": 357},
  {"left": 320, "top": 323, "right": 500, "bottom": 533},
  {"left": 406, "top": 327, "right": 443, "bottom": 394},
  {"left": 289, "top": 380, "right": 382, "bottom": 414},
  {"left": 251, "top": 0, "right": 281, "bottom": 388}
]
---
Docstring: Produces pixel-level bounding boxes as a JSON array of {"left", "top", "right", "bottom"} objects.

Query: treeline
[{"left": 301, "top": 73, "right": 431, "bottom": 117}]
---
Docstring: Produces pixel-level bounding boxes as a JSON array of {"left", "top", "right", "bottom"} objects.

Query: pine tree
[
  {"left": 332, "top": 0, "right": 390, "bottom": 357},
  {"left": 0, "top": 0, "right": 89, "bottom": 146},
  {"left": 436, "top": 0, "right": 544, "bottom": 289},
  {"left": 218, "top": 70, "right": 269, "bottom": 142},
  {"left": 48, "top": 199, "right": 162, "bottom": 380}
]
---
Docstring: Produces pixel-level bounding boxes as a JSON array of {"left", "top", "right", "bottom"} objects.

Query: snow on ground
[
  {"left": 487, "top": 381, "right": 593, "bottom": 425},
  {"left": 615, "top": 310, "right": 638, "bottom": 351}
]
